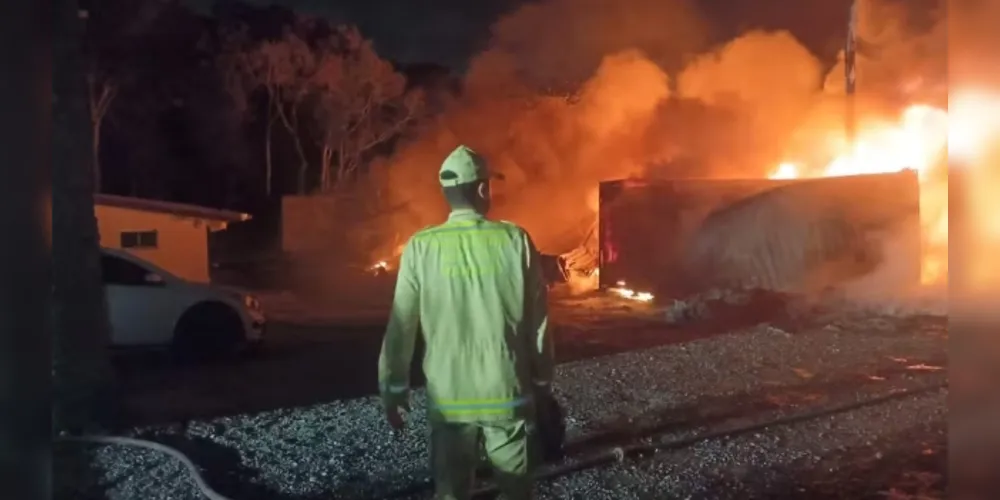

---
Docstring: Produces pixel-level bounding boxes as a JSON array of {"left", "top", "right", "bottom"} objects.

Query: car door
[{"left": 101, "top": 253, "right": 177, "bottom": 346}]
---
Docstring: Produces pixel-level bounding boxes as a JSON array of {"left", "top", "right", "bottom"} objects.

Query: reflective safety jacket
[{"left": 378, "top": 209, "right": 552, "bottom": 423}]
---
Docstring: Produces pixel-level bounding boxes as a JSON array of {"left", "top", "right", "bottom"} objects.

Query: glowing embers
[
  {"left": 608, "top": 280, "right": 654, "bottom": 302},
  {"left": 370, "top": 260, "right": 390, "bottom": 275}
]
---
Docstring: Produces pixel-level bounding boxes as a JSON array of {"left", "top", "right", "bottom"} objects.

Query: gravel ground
[
  {"left": 59, "top": 310, "right": 946, "bottom": 500},
  {"left": 536, "top": 388, "right": 946, "bottom": 500},
  {"left": 117, "top": 293, "right": 677, "bottom": 425},
  {"left": 778, "top": 420, "right": 947, "bottom": 499}
]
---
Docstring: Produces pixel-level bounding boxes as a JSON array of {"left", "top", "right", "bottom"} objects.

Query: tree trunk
[
  {"left": 319, "top": 143, "right": 332, "bottom": 192},
  {"left": 52, "top": 0, "right": 116, "bottom": 433},
  {"left": 91, "top": 122, "right": 101, "bottom": 193},
  {"left": 336, "top": 144, "right": 348, "bottom": 191},
  {"left": 297, "top": 163, "right": 307, "bottom": 195},
  {"left": 264, "top": 109, "right": 275, "bottom": 197},
  {"left": 291, "top": 107, "right": 308, "bottom": 195},
  {"left": 275, "top": 98, "right": 310, "bottom": 194},
  {"left": 88, "top": 75, "right": 116, "bottom": 195}
]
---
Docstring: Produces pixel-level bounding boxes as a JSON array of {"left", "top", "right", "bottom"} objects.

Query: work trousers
[{"left": 431, "top": 418, "right": 537, "bottom": 500}]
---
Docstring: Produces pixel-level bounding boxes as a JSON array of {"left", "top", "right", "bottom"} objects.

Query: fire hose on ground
[
  {"left": 56, "top": 434, "right": 236, "bottom": 500},
  {"left": 56, "top": 379, "right": 946, "bottom": 500}
]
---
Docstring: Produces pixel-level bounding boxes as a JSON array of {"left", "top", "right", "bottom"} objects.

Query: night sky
[
  {"left": 187, "top": 0, "right": 529, "bottom": 67},
  {"left": 181, "top": 0, "right": 879, "bottom": 69}
]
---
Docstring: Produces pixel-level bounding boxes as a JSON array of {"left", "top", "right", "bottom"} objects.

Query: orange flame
[
  {"left": 609, "top": 280, "right": 654, "bottom": 302},
  {"left": 766, "top": 97, "right": 961, "bottom": 286}
]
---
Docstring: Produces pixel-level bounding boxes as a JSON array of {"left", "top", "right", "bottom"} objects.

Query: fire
[
  {"left": 771, "top": 162, "right": 799, "bottom": 179},
  {"left": 765, "top": 90, "right": 1000, "bottom": 286},
  {"left": 609, "top": 280, "right": 654, "bottom": 302},
  {"left": 368, "top": 244, "right": 406, "bottom": 275}
]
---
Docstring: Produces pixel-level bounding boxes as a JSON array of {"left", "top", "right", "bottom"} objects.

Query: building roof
[{"left": 94, "top": 193, "right": 251, "bottom": 223}]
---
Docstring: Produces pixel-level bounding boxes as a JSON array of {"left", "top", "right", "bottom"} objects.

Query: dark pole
[
  {"left": 52, "top": 0, "right": 117, "bottom": 433},
  {"left": 845, "top": 0, "right": 858, "bottom": 147},
  {"left": 0, "top": 1, "right": 50, "bottom": 499}
]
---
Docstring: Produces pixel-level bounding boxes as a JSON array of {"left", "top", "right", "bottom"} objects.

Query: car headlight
[
  {"left": 243, "top": 294, "right": 261, "bottom": 312},
  {"left": 222, "top": 289, "right": 263, "bottom": 312}
]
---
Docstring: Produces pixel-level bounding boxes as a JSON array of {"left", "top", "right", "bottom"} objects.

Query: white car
[{"left": 100, "top": 247, "right": 265, "bottom": 358}]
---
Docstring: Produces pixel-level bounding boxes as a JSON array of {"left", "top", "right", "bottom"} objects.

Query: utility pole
[{"left": 845, "top": 0, "right": 858, "bottom": 148}]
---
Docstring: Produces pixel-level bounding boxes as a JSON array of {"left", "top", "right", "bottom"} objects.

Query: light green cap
[{"left": 438, "top": 145, "right": 500, "bottom": 187}]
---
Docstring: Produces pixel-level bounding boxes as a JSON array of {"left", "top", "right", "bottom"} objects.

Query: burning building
[
  {"left": 555, "top": 91, "right": 962, "bottom": 302},
  {"left": 592, "top": 171, "right": 920, "bottom": 298}
]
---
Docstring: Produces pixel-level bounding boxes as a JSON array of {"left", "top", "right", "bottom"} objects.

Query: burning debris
[
  {"left": 369, "top": 260, "right": 390, "bottom": 275},
  {"left": 608, "top": 281, "right": 654, "bottom": 302},
  {"left": 559, "top": 222, "right": 599, "bottom": 276},
  {"left": 556, "top": 222, "right": 656, "bottom": 303},
  {"left": 558, "top": 221, "right": 601, "bottom": 294},
  {"left": 595, "top": 170, "right": 920, "bottom": 309}
]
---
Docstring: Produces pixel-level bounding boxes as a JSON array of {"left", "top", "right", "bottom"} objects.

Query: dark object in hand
[{"left": 534, "top": 387, "right": 566, "bottom": 462}]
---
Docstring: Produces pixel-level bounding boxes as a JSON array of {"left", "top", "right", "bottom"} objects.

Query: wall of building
[
  {"left": 281, "top": 194, "right": 389, "bottom": 262},
  {"left": 95, "top": 205, "right": 211, "bottom": 282}
]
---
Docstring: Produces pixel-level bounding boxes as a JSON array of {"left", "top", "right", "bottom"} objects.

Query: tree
[
  {"left": 86, "top": 70, "right": 117, "bottom": 193},
  {"left": 311, "top": 27, "right": 423, "bottom": 193},
  {"left": 81, "top": 0, "right": 173, "bottom": 193},
  {"left": 266, "top": 29, "right": 318, "bottom": 195},
  {"left": 220, "top": 20, "right": 320, "bottom": 195},
  {"left": 219, "top": 24, "right": 281, "bottom": 197},
  {"left": 52, "top": 0, "right": 116, "bottom": 432},
  {"left": 184, "top": 50, "right": 253, "bottom": 205},
  {"left": 99, "top": 1, "right": 226, "bottom": 201},
  {"left": 221, "top": 18, "right": 420, "bottom": 196}
]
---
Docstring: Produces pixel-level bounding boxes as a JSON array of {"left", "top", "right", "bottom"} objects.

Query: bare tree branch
[
  {"left": 311, "top": 29, "right": 424, "bottom": 195},
  {"left": 86, "top": 69, "right": 118, "bottom": 192}
]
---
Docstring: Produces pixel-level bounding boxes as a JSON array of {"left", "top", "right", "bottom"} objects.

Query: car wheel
[{"left": 172, "top": 301, "right": 245, "bottom": 363}]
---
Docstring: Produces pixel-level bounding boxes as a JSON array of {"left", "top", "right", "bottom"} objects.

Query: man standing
[{"left": 378, "top": 145, "right": 553, "bottom": 499}]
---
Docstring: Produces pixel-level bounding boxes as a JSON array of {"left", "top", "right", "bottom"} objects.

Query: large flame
[
  {"left": 952, "top": 89, "right": 1000, "bottom": 290},
  {"left": 767, "top": 88, "right": 1000, "bottom": 287}
]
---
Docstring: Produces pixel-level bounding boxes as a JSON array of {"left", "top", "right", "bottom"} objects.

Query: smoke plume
[
  {"left": 488, "top": 0, "right": 707, "bottom": 91},
  {"left": 367, "top": 0, "right": 948, "bottom": 263}
]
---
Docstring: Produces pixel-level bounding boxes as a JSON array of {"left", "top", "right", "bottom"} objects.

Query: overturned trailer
[{"left": 595, "top": 170, "right": 921, "bottom": 297}]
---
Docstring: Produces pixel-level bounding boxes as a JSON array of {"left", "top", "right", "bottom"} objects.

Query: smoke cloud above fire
[{"left": 367, "top": 0, "right": 948, "bottom": 262}]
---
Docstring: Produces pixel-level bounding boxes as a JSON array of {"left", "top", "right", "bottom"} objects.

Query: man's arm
[
  {"left": 522, "top": 231, "right": 553, "bottom": 386},
  {"left": 377, "top": 239, "right": 420, "bottom": 406}
]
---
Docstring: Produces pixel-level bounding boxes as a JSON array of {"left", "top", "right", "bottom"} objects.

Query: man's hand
[{"left": 385, "top": 399, "right": 409, "bottom": 431}]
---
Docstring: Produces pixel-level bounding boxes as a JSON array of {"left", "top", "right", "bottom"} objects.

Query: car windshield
[{"left": 100, "top": 250, "right": 181, "bottom": 283}]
